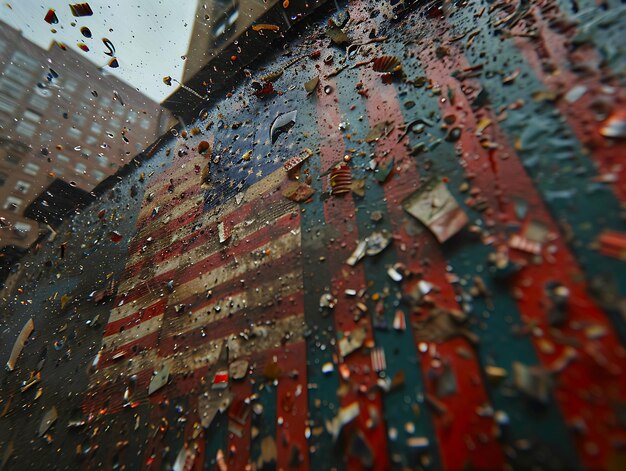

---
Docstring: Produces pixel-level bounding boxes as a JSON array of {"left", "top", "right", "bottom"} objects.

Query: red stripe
[
  {"left": 128, "top": 205, "right": 204, "bottom": 256},
  {"left": 126, "top": 182, "right": 285, "bottom": 269},
  {"left": 101, "top": 232, "right": 300, "bottom": 370},
  {"left": 99, "top": 330, "right": 160, "bottom": 368},
  {"left": 161, "top": 248, "right": 301, "bottom": 323},
  {"left": 114, "top": 211, "right": 298, "bottom": 310},
  {"left": 275, "top": 340, "right": 309, "bottom": 471},
  {"left": 134, "top": 186, "right": 204, "bottom": 233},
  {"left": 104, "top": 297, "right": 167, "bottom": 337},
  {"left": 157, "top": 288, "right": 303, "bottom": 357}
]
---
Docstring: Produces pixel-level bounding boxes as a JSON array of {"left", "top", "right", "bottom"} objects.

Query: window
[
  {"left": 68, "top": 127, "right": 82, "bottom": 139},
  {"left": 14, "top": 180, "right": 31, "bottom": 194},
  {"left": 23, "top": 109, "right": 42, "bottom": 122},
  {"left": 72, "top": 114, "right": 86, "bottom": 126},
  {"left": 11, "top": 51, "right": 39, "bottom": 71},
  {"left": 4, "top": 64, "right": 33, "bottom": 84},
  {"left": 0, "top": 78, "right": 24, "bottom": 100},
  {"left": 97, "top": 154, "right": 109, "bottom": 167},
  {"left": 29, "top": 94, "right": 49, "bottom": 111},
  {"left": 51, "top": 166, "right": 64, "bottom": 176},
  {"left": 100, "top": 97, "right": 112, "bottom": 108},
  {"left": 13, "top": 222, "right": 31, "bottom": 238},
  {"left": 127, "top": 110, "right": 137, "bottom": 123},
  {"left": 81, "top": 149, "right": 92, "bottom": 157},
  {"left": 0, "top": 95, "right": 17, "bottom": 114},
  {"left": 75, "top": 162, "right": 87, "bottom": 174},
  {"left": 4, "top": 195, "right": 23, "bottom": 212},
  {"left": 93, "top": 170, "right": 105, "bottom": 181},
  {"left": 91, "top": 122, "right": 102, "bottom": 134},
  {"left": 86, "top": 135, "right": 98, "bottom": 145},
  {"left": 57, "top": 154, "right": 70, "bottom": 163},
  {"left": 24, "top": 162, "right": 39, "bottom": 175},
  {"left": 140, "top": 117, "right": 151, "bottom": 130},
  {"left": 5, "top": 154, "right": 20, "bottom": 165},
  {"left": 16, "top": 120, "right": 37, "bottom": 137},
  {"left": 65, "top": 79, "right": 78, "bottom": 92}
]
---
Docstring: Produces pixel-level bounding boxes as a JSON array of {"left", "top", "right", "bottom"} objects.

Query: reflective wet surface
[{"left": 1, "top": 0, "right": 626, "bottom": 470}]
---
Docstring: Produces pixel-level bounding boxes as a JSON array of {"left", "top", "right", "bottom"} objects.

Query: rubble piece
[
  {"left": 509, "top": 234, "right": 542, "bottom": 255},
  {"left": 257, "top": 436, "right": 277, "bottom": 469},
  {"left": 411, "top": 308, "right": 478, "bottom": 345},
  {"left": 407, "top": 436, "right": 429, "bottom": 449},
  {"left": 600, "top": 110, "right": 626, "bottom": 138},
  {"left": 6, "top": 318, "right": 34, "bottom": 371},
  {"left": 346, "top": 230, "right": 392, "bottom": 266},
  {"left": 39, "top": 406, "right": 58, "bottom": 436},
  {"left": 346, "top": 239, "right": 367, "bottom": 266},
  {"left": 282, "top": 181, "right": 314, "bottom": 202},
  {"left": 403, "top": 179, "right": 468, "bottom": 243},
  {"left": 212, "top": 370, "right": 229, "bottom": 390},
  {"left": 387, "top": 266, "right": 403, "bottom": 282},
  {"left": 148, "top": 362, "right": 171, "bottom": 395},
  {"left": 485, "top": 365, "right": 508, "bottom": 384},
  {"left": 229, "top": 359, "right": 249, "bottom": 380},
  {"left": 328, "top": 402, "right": 360, "bottom": 441},
  {"left": 218, "top": 222, "right": 231, "bottom": 243},
  {"left": 365, "top": 121, "right": 394, "bottom": 142},
  {"left": 198, "top": 391, "right": 233, "bottom": 428},
  {"left": 329, "top": 164, "right": 352, "bottom": 195},
  {"left": 393, "top": 310, "right": 406, "bottom": 331},
  {"left": 304, "top": 76, "right": 320, "bottom": 94},
  {"left": 173, "top": 444, "right": 196, "bottom": 471},
  {"left": 338, "top": 327, "right": 367, "bottom": 358},
  {"left": 512, "top": 362, "right": 552, "bottom": 404},
  {"left": 371, "top": 347, "right": 386, "bottom": 372},
  {"left": 372, "top": 56, "right": 402, "bottom": 73},
  {"left": 21, "top": 372, "right": 41, "bottom": 393},
  {"left": 326, "top": 20, "right": 350, "bottom": 46},
  {"left": 284, "top": 148, "right": 313, "bottom": 172},
  {"left": 597, "top": 231, "right": 626, "bottom": 261}
]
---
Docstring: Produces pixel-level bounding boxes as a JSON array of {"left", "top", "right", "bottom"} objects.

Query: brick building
[{"left": 0, "top": 22, "right": 171, "bottom": 250}]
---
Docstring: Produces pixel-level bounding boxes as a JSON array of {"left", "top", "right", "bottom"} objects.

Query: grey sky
[{"left": 0, "top": 0, "right": 198, "bottom": 103}]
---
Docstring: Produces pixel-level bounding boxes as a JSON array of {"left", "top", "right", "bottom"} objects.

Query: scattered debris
[
  {"left": 38, "top": 406, "right": 58, "bottom": 436},
  {"left": 403, "top": 179, "right": 468, "bottom": 243},
  {"left": 148, "top": 363, "right": 171, "bottom": 395},
  {"left": 6, "top": 319, "right": 34, "bottom": 371},
  {"left": 304, "top": 76, "right": 320, "bottom": 94}
]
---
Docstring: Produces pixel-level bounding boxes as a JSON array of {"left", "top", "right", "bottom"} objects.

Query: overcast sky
[{"left": 0, "top": 0, "right": 198, "bottom": 103}]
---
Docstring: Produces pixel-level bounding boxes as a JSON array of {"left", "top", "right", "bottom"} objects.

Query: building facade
[{"left": 0, "top": 23, "right": 171, "bottom": 250}]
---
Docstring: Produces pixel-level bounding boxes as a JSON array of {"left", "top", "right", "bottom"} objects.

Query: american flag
[{"left": 83, "top": 131, "right": 305, "bottom": 416}]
